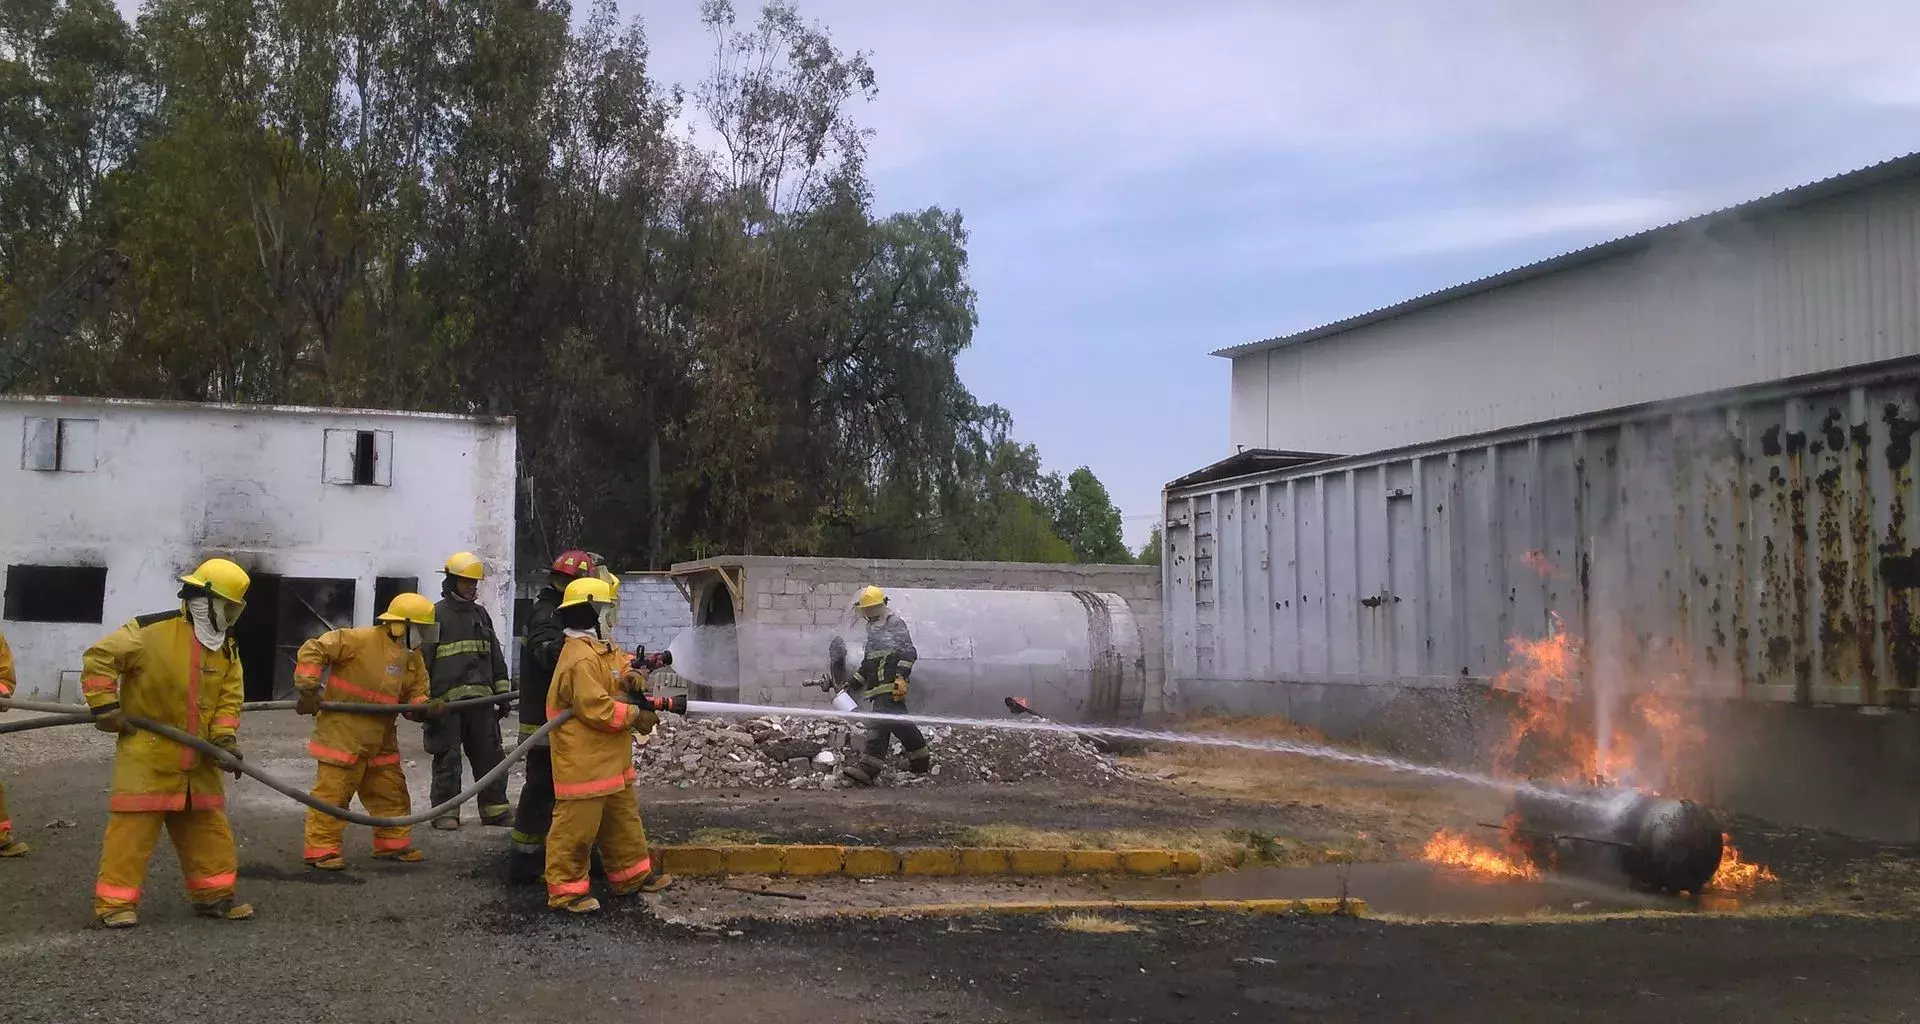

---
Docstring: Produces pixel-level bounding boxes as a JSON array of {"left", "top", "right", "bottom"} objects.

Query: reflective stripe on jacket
[
  {"left": 295, "top": 625, "right": 429, "bottom": 766},
  {"left": 82, "top": 609, "right": 244, "bottom": 813},
  {"left": 547, "top": 635, "right": 639, "bottom": 801},
  {"left": 424, "top": 596, "right": 510, "bottom": 701}
]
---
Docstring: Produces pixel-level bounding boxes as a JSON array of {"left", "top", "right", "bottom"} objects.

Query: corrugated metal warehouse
[{"left": 1166, "top": 152, "right": 1920, "bottom": 842}]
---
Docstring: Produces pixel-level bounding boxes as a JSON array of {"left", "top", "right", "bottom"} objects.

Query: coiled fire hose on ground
[{"left": 0, "top": 693, "right": 573, "bottom": 828}]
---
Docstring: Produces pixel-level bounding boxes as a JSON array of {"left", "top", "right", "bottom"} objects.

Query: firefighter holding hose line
[
  {"left": 544, "top": 576, "right": 675, "bottom": 913},
  {"left": 840, "top": 586, "right": 933, "bottom": 784},
  {"left": 293, "top": 592, "right": 444, "bottom": 871},
  {"left": 83, "top": 558, "right": 255, "bottom": 928},
  {"left": 423, "top": 552, "right": 514, "bottom": 829}
]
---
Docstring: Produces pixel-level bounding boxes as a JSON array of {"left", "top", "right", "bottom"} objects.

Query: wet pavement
[{"left": 1112, "top": 861, "right": 1680, "bottom": 918}]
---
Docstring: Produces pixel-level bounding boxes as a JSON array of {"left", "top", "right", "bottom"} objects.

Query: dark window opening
[
  {"left": 3, "top": 564, "right": 108, "bottom": 623},
  {"left": 374, "top": 576, "right": 418, "bottom": 620},
  {"left": 352, "top": 430, "right": 377, "bottom": 485},
  {"left": 231, "top": 575, "right": 355, "bottom": 700},
  {"left": 512, "top": 596, "right": 534, "bottom": 644}
]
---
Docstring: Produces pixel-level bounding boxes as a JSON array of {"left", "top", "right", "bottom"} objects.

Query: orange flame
[
  {"left": 1472, "top": 616, "right": 1780, "bottom": 891},
  {"left": 1492, "top": 614, "right": 1595, "bottom": 780},
  {"left": 1421, "top": 829, "right": 1540, "bottom": 880},
  {"left": 1706, "top": 834, "right": 1778, "bottom": 894}
]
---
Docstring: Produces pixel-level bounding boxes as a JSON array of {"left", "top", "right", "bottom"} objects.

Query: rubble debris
[{"left": 632, "top": 714, "right": 1130, "bottom": 789}]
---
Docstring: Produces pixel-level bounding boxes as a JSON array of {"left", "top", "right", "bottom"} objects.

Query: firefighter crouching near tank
[
  {"left": 508, "top": 548, "right": 601, "bottom": 884},
  {"left": 840, "top": 586, "right": 932, "bottom": 784},
  {"left": 83, "top": 558, "right": 254, "bottom": 928},
  {"left": 423, "top": 551, "right": 514, "bottom": 829},
  {"left": 545, "top": 576, "right": 674, "bottom": 913},
  {"left": 294, "top": 592, "right": 444, "bottom": 870},
  {"left": 0, "top": 627, "right": 26, "bottom": 858}
]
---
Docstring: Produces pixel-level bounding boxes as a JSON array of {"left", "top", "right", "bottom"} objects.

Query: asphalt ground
[{"left": 4, "top": 711, "right": 1918, "bottom": 1022}]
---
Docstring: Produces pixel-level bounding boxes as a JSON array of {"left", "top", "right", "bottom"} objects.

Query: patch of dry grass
[
  {"left": 685, "top": 827, "right": 773, "bottom": 846},
  {"left": 1051, "top": 912, "right": 1141, "bottom": 934},
  {"left": 1120, "top": 713, "right": 1510, "bottom": 850}
]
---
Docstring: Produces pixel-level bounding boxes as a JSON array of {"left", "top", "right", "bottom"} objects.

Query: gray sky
[{"left": 623, "top": 0, "right": 1920, "bottom": 547}]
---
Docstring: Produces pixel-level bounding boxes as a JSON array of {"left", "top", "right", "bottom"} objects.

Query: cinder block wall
[
  {"left": 674, "top": 556, "right": 1164, "bottom": 718},
  {"left": 610, "top": 573, "right": 692, "bottom": 656}
]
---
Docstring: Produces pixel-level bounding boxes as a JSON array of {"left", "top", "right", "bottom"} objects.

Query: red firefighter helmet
[{"left": 551, "top": 549, "right": 599, "bottom": 579}]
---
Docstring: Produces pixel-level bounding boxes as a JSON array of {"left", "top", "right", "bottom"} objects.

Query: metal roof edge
[
  {"left": 1166, "top": 352, "right": 1920, "bottom": 499},
  {"left": 0, "top": 393, "right": 516, "bottom": 427},
  {"left": 1211, "top": 150, "right": 1920, "bottom": 361}
]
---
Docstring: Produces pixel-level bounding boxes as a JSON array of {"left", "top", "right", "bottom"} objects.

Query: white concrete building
[
  {"left": 1217, "top": 152, "right": 1920, "bottom": 458},
  {"left": 1, "top": 396, "right": 516, "bottom": 700}
]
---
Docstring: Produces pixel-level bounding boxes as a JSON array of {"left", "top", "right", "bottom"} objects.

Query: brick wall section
[
  {"left": 610, "top": 573, "right": 693, "bottom": 657},
  {"left": 673, "top": 556, "right": 1164, "bottom": 718}
]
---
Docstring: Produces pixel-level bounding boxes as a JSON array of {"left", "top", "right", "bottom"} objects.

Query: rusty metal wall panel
[{"left": 1165, "top": 357, "right": 1920, "bottom": 707}]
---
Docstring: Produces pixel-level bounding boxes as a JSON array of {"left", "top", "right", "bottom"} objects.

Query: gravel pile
[{"left": 633, "top": 712, "right": 1129, "bottom": 790}]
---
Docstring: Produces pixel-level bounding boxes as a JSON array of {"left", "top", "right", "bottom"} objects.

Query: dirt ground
[{"left": 4, "top": 708, "right": 1920, "bottom": 1022}]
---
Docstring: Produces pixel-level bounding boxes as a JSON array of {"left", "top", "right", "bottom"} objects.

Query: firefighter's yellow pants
[
  {"left": 545, "top": 787, "right": 652, "bottom": 907},
  {"left": 303, "top": 758, "right": 413, "bottom": 860},
  {"left": 0, "top": 778, "right": 12, "bottom": 843},
  {"left": 94, "top": 809, "right": 238, "bottom": 915}
]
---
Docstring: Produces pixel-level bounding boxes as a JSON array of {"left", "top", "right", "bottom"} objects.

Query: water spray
[{"left": 678, "top": 698, "right": 1608, "bottom": 807}]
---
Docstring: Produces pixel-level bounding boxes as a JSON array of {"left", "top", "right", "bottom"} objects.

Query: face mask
[
  {"left": 186, "top": 597, "right": 224, "bottom": 651},
  {"left": 409, "top": 621, "right": 440, "bottom": 650}
]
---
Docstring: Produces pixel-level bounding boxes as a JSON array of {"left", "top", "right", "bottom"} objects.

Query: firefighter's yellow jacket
[
  {"left": 547, "top": 635, "right": 643, "bottom": 800},
  {"left": 294, "top": 626, "right": 430, "bottom": 767},
  {"left": 82, "top": 609, "right": 244, "bottom": 813},
  {"left": 0, "top": 628, "right": 15, "bottom": 700}
]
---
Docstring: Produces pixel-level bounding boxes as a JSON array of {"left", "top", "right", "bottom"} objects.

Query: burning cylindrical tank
[{"left": 1509, "top": 783, "right": 1724, "bottom": 895}]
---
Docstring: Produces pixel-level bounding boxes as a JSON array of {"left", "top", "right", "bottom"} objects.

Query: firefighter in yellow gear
[
  {"left": 83, "top": 558, "right": 254, "bottom": 927},
  {"left": 544, "top": 576, "right": 672, "bottom": 913},
  {"left": 293, "top": 592, "right": 441, "bottom": 870},
  {"left": 0, "top": 628, "right": 26, "bottom": 858}
]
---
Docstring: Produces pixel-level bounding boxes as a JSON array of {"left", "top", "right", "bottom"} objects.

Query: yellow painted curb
[
  {"left": 661, "top": 846, "right": 726, "bottom": 876},
  {"left": 719, "top": 845, "right": 784, "bottom": 875},
  {"left": 1062, "top": 849, "right": 1122, "bottom": 873},
  {"left": 781, "top": 845, "right": 845, "bottom": 876},
  {"left": 824, "top": 897, "right": 1368, "bottom": 920},
  {"left": 1120, "top": 849, "right": 1176, "bottom": 875},
  {"left": 841, "top": 847, "right": 902, "bottom": 876},
  {"left": 653, "top": 845, "right": 1214, "bottom": 878},
  {"left": 958, "top": 848, "right": 1012, "bottom": 875},
  {"left": 900, "top": 848, "right": 960, "bottom": 876},
  {"left": 1008, "top": 849, "right": 1068, "bottom": 876}
]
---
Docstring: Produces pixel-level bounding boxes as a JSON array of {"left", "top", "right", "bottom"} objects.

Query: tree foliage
[
  {"left": 1051, "top": 466, "right": 1131, "bottom": 564},
  {"left": 0, "top": 0, "right": 1123, "bottom": 569},
  {"left": 1136, "top": 523, "right": 1162, "bottom": 566}
]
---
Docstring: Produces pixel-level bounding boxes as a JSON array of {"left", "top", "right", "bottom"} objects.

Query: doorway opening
[{"left": 232, "top": 575, "right": 356, "bottom": 700}]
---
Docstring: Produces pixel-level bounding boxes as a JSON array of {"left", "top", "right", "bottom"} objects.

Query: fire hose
[{"left": 0, "top": 693, "right": 573, "bottom": 828}]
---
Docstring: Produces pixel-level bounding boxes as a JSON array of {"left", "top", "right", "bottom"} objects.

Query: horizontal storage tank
[
  {"left": 841, "top": 588, "right": 1146, "bottom": 723},
  {"left": 674, "top": 587, "right": 1148, "bottom": 723}
]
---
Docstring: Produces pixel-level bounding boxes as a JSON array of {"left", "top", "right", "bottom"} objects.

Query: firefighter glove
[
  {"left": 212, "top": 735, "right": 245, "bottom": 778},
  {"left": 634, "top": 708, "right": 660, "bottom": 736},
  {"left": 891, "top": 678, "right": 908, "bottom": 702},
  {"left": 495, "top": 699, "right": 512, "bottom": 720},
  {"left": 295, "top": 689, "right": 322, "bottom": 716},
  {"left": 93, "top": 709, "right": 123, "bottom": 733},
  {"left": 619, "top": 668, "right": 649, "bottom": 696}
]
